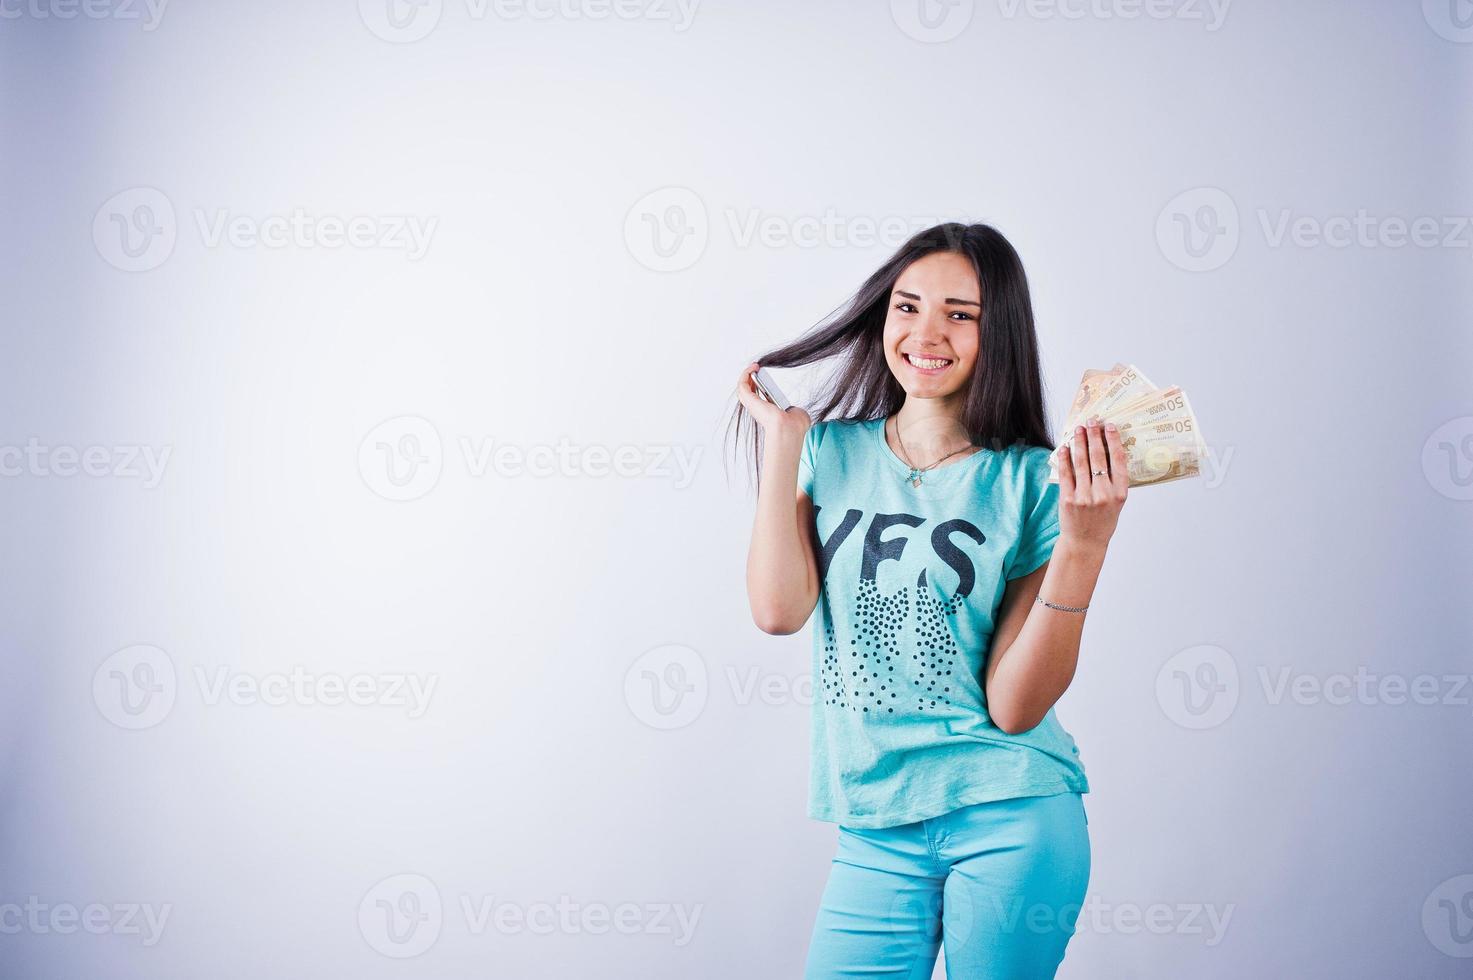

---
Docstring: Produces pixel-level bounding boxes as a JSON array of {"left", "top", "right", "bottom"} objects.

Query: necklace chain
[{"left": 891, "top": 417, "right": 974, "bottom": 487}]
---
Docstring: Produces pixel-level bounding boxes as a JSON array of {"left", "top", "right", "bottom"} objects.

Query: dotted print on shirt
[
  {"left": 821, "top": 572, "right": 962, "bottom": 716},
  {"left": 910, "top": 570, "right": 959, "bottom": 712}
]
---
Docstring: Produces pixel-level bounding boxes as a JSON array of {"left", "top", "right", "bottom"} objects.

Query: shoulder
[
  {"left": 811, "top": 417, "right": 872, "bottom": 436},
  {"left": 805, "top": 417, "right": 872, "bottom": 452},
  {"left": 988, "top": 442, "right": 1059, "bottom": 508},
  {"left": 985, "top": 441, "right": 1054, "bottom": 480},
  {"left": 1013, "top": 443, "right": 1057, "bottom": 480}
]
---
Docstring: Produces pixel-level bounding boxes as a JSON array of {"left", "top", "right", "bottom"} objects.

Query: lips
[{"left": 903, "top": 352, "right": 953, "bottom": 373}]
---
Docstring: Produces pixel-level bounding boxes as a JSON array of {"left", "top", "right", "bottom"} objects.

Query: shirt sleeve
[
  {"left": 797, "top": 421, "right": 823, "bottom": 498},
  {"left": 1006, "top": 449, "right": 1061, "bottom": 580}
]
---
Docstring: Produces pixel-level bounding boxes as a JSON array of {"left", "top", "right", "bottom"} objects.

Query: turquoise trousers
[{"left": 804, "top": 792, "right": 1091, "bottom": 979}]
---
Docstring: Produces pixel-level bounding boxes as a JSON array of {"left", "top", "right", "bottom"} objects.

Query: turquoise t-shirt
[{"left": 798, "top": 417, "right": 1089, "bottom": 829}]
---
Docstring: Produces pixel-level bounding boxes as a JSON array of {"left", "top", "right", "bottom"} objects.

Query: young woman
[{"left": 732, "top": 223, "right": 1129, "bottom": 978}]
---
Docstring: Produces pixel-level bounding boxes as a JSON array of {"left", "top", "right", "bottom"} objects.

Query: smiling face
[{"left": 882, "top": 251, "right": 982, "bottom": 407}]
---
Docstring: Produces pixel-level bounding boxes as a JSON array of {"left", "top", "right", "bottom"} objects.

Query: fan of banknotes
[{"left": 1047, "top": 363, "right": 1206, "bottom": 487}]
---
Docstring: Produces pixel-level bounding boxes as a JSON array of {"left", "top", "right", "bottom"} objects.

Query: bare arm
[
  {"left": 984, "top": 419, "right": 1128, "bottom": 734},
  {"left": 984, "top": 542, "right": 1107, "bottom": 733},
  {"left": 736, "top": 362, "right": 820, "bottom": 635}
]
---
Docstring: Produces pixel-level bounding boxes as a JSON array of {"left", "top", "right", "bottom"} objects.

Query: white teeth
[{"left": 906, "top": 353, "right": 951, "bottom": 370}]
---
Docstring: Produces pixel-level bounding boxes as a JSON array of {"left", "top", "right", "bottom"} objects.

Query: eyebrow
[{"left": 893, "top": 289, "right": 980, "bottom": 308}]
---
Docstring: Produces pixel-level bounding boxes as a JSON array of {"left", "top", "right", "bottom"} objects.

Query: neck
[
  {"left": 896, "top": 394, "right": 964, "bottom": 433},
  {"left": 893, "top": 394, "right": 974, "bottom": 462}
]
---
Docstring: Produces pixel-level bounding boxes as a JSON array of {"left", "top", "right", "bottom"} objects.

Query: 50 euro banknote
[{"left": 1048, "top": 366, "right": 1207, "bottom": 488}]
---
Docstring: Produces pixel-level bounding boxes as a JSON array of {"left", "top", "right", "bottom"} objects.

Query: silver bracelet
[{"left": 1036, "top": 594, "right": 1089, "bottom": 614}]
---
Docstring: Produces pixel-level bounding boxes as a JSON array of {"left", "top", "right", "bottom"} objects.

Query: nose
[{"left": 912, "top": 313, "right": 948, "bottom": 346}]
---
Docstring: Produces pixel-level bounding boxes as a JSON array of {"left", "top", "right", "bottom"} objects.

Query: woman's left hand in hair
[{"left": 1055, "top": 419, "right": 1129, "bottom": 553}]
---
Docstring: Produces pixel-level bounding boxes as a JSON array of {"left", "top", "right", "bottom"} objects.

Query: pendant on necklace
[{"left": 908, "top": 470, "right": 923, "bottom": 488}]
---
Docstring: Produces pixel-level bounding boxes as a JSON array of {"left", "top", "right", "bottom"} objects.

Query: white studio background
[{"left": 1, "top": 1, "right": 1470, "bottom": 977}]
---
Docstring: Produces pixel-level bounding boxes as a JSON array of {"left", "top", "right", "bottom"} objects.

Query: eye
[
  {"left": 893, "top": 302, "right": 918, "bottom": 314},
  {"left": 949, "top": 311, "right": 975, "bottom": 321}
]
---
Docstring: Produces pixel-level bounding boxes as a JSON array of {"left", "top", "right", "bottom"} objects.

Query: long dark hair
[{"left": 728, "top": 222, "right": 1054, "bottom": 483}]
